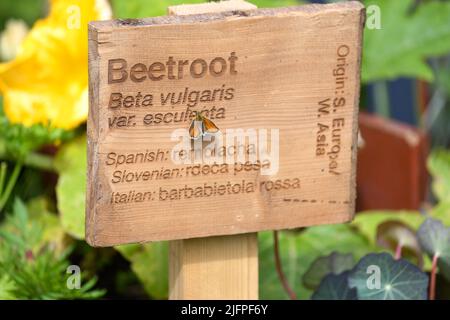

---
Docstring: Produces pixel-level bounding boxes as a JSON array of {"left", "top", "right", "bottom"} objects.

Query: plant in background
[
  {"left": 306, "top": 216, "right": 450, "bottom": 300},
  {"left": 360, "top": 0, "right": 450, "bottom": 143},
  {"left": 259, "top": 149, "right": 450, "bottom": 300},
  {"left": 362, "top": 0, "right": 450, "bottom": 83},
  {"left": 0, "top": 198, "right": 104, "bottom": 299},
  {"left": 417, "top": 218, "right": 450, "bottom": 300},
  {"left": 312, "top": 252, "right": 429, "bottom": 300},
  {"left": 0, "top": 0, "right": 111, "bottom": 211},
  {"left": 0, "top": 161, "right": 21, "bottom": 212}
]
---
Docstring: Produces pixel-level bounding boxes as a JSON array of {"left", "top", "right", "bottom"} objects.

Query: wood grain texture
[
  {"left": 87, "top": 1, "right": 365, "bottom": 246},
  {"left": 168, "top": 0, "right": 257, "bottom": 16},
  {"left": 169, "top": 233, "right": 258, "bottom": 300}
]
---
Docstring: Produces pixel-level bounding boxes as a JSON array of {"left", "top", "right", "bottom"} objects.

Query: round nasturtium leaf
[
  {"left": 348, "top": 253, "right": 428, "bottom": 300},
  {"left": 311, "top": 271, "right": 357, "bottom": 300},
  {"left": 417, "top": 218, "right": 450, "bottom": 258},
  {"left": 303, "top": 252, "right": 355, "bottom": 290},
  {"left": 417, "top": 218, "right": 450, "bottom": 281},
  {"left": 258, "top": 224, "right": 376, "bottom": 299},
  {"left": 376, "top": 220, "right": 423, "bottom": 268}
]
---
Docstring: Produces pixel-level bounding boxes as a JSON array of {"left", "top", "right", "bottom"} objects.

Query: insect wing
[
  {"left": 189, "top": 120, "right": 203, "bottom": 139},
  {"left": 202, "top": 117, "right": 219, "bottom": 134}
]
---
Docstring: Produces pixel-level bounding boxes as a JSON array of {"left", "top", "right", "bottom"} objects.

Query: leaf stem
[
  {"left": 429, "top": 254, "right": 439, "bottom": 300},
  {"left": 0, "top": 161, "right": 22, "bottom": 212},
  {"left": 273, "top": 231, "right": 297, "bottom": 300},
  {"left": 394, "top": 243, "right": 403, "bottom": 260},
  {"left": 0, "top": 152, "right": 56, "bottom": 172},
  {"left": 0, "top": 162, "right": 6, "bottom": 196},
  {"left": 23, "top": 152, "right": 56, "bottom": 172}
]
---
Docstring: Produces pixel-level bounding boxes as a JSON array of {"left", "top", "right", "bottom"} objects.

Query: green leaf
[
  {"left": 0, "top": 112, "right": 73, "bottom": 160},
  {"left": 54, "top": 136, "right": 87, "bottom": 239},
  {"left": 12, "top": 198, "right": 27, "bottom": 232},
  {"left": 352, "top": 212, "right": 431, "bottom": 269},
  {"left": 0, "top": 229, "right": 23, "bottom": 248},
  {"left": 0, "top": 275, "right": 17, "bottom": 300},
  {"left": 0, "top": 198, "right": 40, "bottom": 250},
  {"left": 55, "top": 136, "right": 87, "bottom": 239},
  {"left": 259, "top": 225, "right": 376, "bottom": 299},
  {"left": 311, "top": 271, "right": 357, "bottom": 300},
  {"left": 302, "top": 252, "right": 355, "bottom": 290},
  {"left": 111, "top": 0, "right": 300, "bottom": 19},
  {"left": 431, "top": 202, "right": 450, "bottom": 227},
  {"left": 428, "top": 149, "right": 450, "bottom": 203},
  {"left": 0, "top": 197, "right": 103, "bottom": 299},
  {"left": 115, "top": 242, "right": 169, "bottom": 299},
  {"left": 417, "top": 218, "right": 450, "bottom": 281},
  {"left": 362, "top": 0, "right": 450, "bottom": 82},
  {"left": 54, "top": 135, "right": 168, "bottom": 298},
  {"left": 352, "top": 211, "right": 425, "bottom": 246},
  {"left": 348, "top": 253, "right": 428, "bottom": 300},
  {"left": 0, "top": 0, "right": 46, "bottom": 29},
  {"left": 376, "top": 220, "right": 423, "bottom": 267},
  {"left": 26, "top": 197, "right": 66, "bottom": 253},
  {"left": 417, "top": 218, "right": 450, "bottom": 258}
]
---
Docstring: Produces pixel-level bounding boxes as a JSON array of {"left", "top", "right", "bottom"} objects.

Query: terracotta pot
[{"left": 356, "top": 112, "right": 428, "bottom": 211}]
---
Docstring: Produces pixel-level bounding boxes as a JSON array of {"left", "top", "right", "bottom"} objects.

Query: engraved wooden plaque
[{"left": 87, "top": 2, "right": 365, "bottom": 247}]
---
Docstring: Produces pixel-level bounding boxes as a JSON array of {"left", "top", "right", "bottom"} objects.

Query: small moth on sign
[
  {"left": 87, "top": 2, "right": 365, "bottom": 247},
  {"left": 189, "top": 111, "right": 220, "bottom": 140}
]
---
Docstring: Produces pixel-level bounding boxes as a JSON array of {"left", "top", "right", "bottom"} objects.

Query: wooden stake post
[
  {"left": 87, "top": 1, "right": 365, "bottom": 300},
  {"left": 168, "top": 0, "right": 259, "bottom": 301}
]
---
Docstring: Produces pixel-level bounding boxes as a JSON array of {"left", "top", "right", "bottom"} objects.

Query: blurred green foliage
[
  {"left": 111, "top": 0, "right": 300, "bottom": 18},
  {"left": 0, "top": 198, "right": 104, "bottom": 299},
  {"left": 111, "top": 0, "right": 205, "bottom": 18},
  {"left": 54, "top": 135, "right": 87, "bottom": 239},
  {"left": 428, "top": 149, "right": 450, "bottom": 203},
  {"left": 259, "top": 149, "right": 450, "bottom": 299},
  {"left": 51, "top": 135, "right": 169, "bottom": 298},
  {"left": 429, "top": 149, "right": 450, "bottom": 228},
  {"left": 302, "top": 252, "right": 355, "bottom": 291},
  {"left": 0, "top": 98, "right": 74, "bottom": 161},
  {"left": 259, "top": 225, "right": 376, "bottom": 299},
  {"left": 362, "top": 0, "right": 450, "bottom": 82},
  {"left": 115, "top": 243, "right": 169, "bottom": 299},
  {"left": 0, "top": 0, "right": 46, "bottom": 29}
]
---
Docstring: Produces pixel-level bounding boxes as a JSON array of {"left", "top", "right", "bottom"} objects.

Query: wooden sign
[{"left": 87, "top": 1, "right": 365, "bottom": 247}]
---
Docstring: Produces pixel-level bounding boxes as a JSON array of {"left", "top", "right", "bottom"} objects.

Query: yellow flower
[{"left": 0, "top": 0, "right": 111, "bottom": 130}]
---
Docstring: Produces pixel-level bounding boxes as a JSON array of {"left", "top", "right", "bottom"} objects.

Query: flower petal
[{"left": 0, "top": 0, "right": 111, "bottom": 130}]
